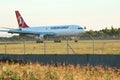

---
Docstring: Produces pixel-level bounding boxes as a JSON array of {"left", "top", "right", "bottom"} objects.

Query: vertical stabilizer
[{"left": 15, "top": 11, "right": 29, "bottom": 28}]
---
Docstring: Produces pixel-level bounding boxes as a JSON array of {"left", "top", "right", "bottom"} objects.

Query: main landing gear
[
  {"left": 36, "top": 40, "right": 44, "bottom": 43},
  {"left": 54, "top": 39, "right": 61, "bottom": 43}
]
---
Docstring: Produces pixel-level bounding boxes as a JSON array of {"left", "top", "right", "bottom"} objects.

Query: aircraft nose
[{"left": 84, "top": 26, "right": 86, "bottom": 30}]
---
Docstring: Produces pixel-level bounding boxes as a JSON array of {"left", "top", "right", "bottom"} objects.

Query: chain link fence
[{"left": 0, "top": 38, "right": 120, "bottom": 54}]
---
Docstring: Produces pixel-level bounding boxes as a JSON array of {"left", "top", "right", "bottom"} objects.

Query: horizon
[{"left": 0, "top": 0, "right": 120, "bottom": 37}]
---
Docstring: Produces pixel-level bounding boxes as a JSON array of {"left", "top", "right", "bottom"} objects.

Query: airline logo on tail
[{"left": 15, "top": 11, "right": 29, "bottom": 28}]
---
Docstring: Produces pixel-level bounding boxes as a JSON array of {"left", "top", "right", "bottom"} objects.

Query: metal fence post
[
  {"left": 44, "top": 40, "right": 46, "bottom": 54},
  {"left": 66, "top": 37, "right": 69, "bottom": 54},
  {"left": 5, "top": 42, "right": 7, "bottom": 54},
  {"left": 89, "top": 35, "right": 95, "bottom": 54},
  {"left": 23, "top": 39, "right": 26, "bottom": 54},
  {"left": 93, "top": 39, "right": 95, "bottom": 54}
]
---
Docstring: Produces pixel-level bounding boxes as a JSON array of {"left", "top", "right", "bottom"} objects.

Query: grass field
[
  {"left": 0, "top": 40, "right": 120, "bottom": 54},
  {"left": 0, "top": 62, "right": 120, "bottom": 80}
]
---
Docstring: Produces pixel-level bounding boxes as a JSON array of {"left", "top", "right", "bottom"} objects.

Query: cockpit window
[{"left": 78, "top": 27, "right": 83, "bottom": 29}]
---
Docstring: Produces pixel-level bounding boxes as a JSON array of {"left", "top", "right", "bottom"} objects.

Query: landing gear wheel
[
  {"left": 54, "top": 40, "right": 61, "bottom": 43},
  {"left": 36, "top": 40, "right": 44, "bottom": 43},
  {"left": 74, "top": 40, "right": 78, "bottom": 42}
]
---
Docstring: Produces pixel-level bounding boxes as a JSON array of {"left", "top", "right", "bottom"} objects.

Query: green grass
[{"left": 0, "top": 40, "right": 120, "bottom": 54}]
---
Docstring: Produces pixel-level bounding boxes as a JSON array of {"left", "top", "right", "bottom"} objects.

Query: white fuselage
[{"left": 17, "top": 25, "right": 85, "bottom": 37}]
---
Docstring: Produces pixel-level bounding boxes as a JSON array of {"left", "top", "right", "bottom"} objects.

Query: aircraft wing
[
  {"left": 7, "top": 29, "right": 55, "bottom": 36},
  {"left": 8, "top": 29, "right": 37, "bottom": 34},
  {"left": 0, "top": 29, "right": 55, "bottom": 37}
]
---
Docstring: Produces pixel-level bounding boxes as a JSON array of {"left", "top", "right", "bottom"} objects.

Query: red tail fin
[{"left": 15, "top": 11, "right": 29, "bottom": 28}]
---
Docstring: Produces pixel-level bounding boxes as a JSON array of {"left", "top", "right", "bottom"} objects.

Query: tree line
[{"left": 81, "top": 27, "right": 120, "bottom": 40}]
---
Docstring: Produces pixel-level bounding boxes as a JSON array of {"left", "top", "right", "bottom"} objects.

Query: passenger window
[{"left": 78, "top": 27, "right": 83, "bottom": 29}]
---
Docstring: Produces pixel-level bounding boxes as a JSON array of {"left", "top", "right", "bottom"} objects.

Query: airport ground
[
  {"left": 0, "top": 40, "right": 119, "bottom": 54},
  {"left": 0, "top": 40, "right": 120, "bottom": 80}
]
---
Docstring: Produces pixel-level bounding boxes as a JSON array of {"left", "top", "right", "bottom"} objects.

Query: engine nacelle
[
  {"left": 36, "top": 34, "right": 44, "bottom": 40},
  {"left": 35, "top": 34, "right": 45, "bottom": 43}
]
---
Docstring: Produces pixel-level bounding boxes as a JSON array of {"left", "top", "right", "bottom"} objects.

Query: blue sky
[{"left": 0, "top": 0, "right": 120, "bottom": 36}]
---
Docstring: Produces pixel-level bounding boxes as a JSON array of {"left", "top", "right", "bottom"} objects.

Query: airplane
[{"left": 0, "top": 11, "right": 86, "bottom": 43}]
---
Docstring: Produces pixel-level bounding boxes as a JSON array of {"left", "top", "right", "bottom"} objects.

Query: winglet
[{"left": 15, "top": 11, "right": 29, "bottom": 28}]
